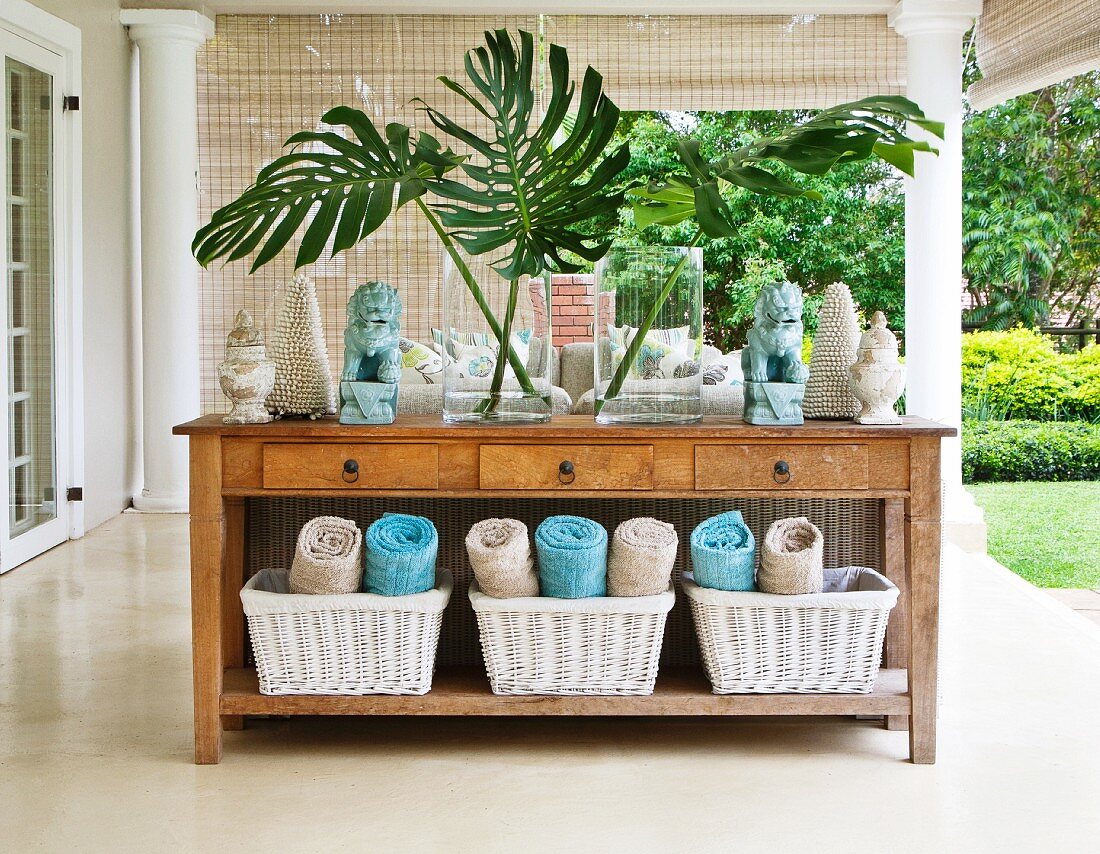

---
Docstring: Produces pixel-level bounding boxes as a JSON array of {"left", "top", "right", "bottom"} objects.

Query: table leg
[
  {"left": 906, "top": 438, "right": 942, "bottom": 764},
  {"left": 190, "top": 435, "right": 225, "bottom": 764},
  {"left": 879, "top": 498, "right": 909, "bottom": 731},
  {"left": 221, "top": 497, "right": 246, "bottom": 732}
]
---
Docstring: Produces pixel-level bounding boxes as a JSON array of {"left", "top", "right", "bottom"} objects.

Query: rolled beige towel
[
  {"left": 289, "top": 516, "right": 363, "bottom": 595},
  {"left": 758, "top": 517, "right": 824, "bottom": 595},
  {"left": 608, "top": 517, "right": 678, "bottom": 597},
  {"left": 466, "top": 518, "right": 538, "bottom": 598}
]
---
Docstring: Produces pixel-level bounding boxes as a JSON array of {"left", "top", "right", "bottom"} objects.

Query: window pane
[
  {"left": 9, "top": 136, "right": 24, "bottom": 197},
  {"left": 5, "top": 58, "right": 56, "bottom": 536},
  {"left": 10, "top": 269, "right": 25, "bottom": 328},
  {"left": 7, "top": 67, "right": 22, "bottom": 131}
]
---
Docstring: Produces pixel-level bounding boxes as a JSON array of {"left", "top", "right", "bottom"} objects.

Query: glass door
[{"left": 0, "top": 32, "right": 67, "bottom": 572}]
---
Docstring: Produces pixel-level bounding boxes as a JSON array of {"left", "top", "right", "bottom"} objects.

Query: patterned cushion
[
  {"left": 702, "top": 350, "right": 744, "bottom": 387},
  {"left": 397, "top": 337, "right": 444, "bottom": 385},
  {"left": 431, "top": 326, "right": 532, "bottom": 380},
  {"left": 607, "top": 324, "right": 698, "bottom": 380},
  {"left": 448, "top": 342, "right": 499, "bottom": 379}
]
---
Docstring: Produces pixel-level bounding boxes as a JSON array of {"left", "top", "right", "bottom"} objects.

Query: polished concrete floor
[{"left": 1, "top": 513, "right": 1099, "bottom": 853}]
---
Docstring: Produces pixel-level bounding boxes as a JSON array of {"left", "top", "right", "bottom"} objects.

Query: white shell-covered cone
[
  {"left": 804, "top": 282, "right": 861, "bottom": 419},
  {"left": 266, "top": 273, "right": 336, "bottom": 418}
]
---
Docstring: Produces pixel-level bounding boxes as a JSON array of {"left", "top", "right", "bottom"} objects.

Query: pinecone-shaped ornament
[
  {"left": 804, "top": 282, "right": 861, "bottom": 419},
  {"left": 266, "top": 273, "right": 336, "bottom": 418}
]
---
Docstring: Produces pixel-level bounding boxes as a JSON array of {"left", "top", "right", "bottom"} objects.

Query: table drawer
[
  {"left": 695, "top": 443, "right": 869, "bottom": 491},
  {"left": 262, "top": 443, "right": 439, "bottom": 490},
  {"left": 480, "top": 444, "right": 654, "bottom": 490}
]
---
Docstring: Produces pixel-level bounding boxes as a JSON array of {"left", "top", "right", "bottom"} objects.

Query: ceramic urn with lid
[
  {"left": 218, "top": 309, "right": 276, "bottom": 425},
  {"left": 847, "top": 311, "right": 905, "bottom": 425}
]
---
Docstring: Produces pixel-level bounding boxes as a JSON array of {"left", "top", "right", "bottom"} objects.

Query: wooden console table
[{"left": 175, "top": 414, "right": 952, "bottom": 765}]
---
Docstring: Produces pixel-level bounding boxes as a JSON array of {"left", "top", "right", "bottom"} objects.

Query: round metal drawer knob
[
  {"left": 773, "top": 460, "right": 791, "bottom": 484},
  {"left": 342, "top": 459, "right": 360, "bottom": 483},
  {"left": 558, "top": 460, "right": 576, "bottom": 485}
]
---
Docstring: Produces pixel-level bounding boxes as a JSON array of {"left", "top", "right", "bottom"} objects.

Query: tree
[
  {"left": 963, "top": 66, "right": 1100, "bottom": 330},
  {"left": 597, "top": 67, "right": 1100, "bottom": 347},
  {"left": 592, "top": 110, "right": 906, "bottom": 352}
]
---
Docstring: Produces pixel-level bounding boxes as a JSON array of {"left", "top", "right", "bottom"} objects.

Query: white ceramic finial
[
  {"left": 219, "top": 309, "right": 275, "bottom": 424},
  {"left": 848, "top": 311, "right": 905, "bottom": 425}
]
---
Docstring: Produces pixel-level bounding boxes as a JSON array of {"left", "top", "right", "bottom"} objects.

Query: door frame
[{"left": 0, "top": 1, "right": 83, "bottom": 570}]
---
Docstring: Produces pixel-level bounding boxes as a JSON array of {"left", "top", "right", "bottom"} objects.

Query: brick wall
[{"left": 551, "top": 274, "right": 595, "bottom": 347}]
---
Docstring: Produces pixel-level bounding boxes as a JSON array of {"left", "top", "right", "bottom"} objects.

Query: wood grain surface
[{"left": 479, "top": 443, "right": 654, "bottom": 490}]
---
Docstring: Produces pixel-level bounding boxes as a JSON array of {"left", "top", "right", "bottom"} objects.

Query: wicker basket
[
  {"left": 248, "top": 497, "right": 884, "bottom": 669},
  {"left": 469, "top": 581, "right": 675, "bottom": 695},
  {"left": 241, "top": 568, "right": 452, "bottom": 696},
  {"left": 683, "top": 566, "right": 898, "bottom": 694}
]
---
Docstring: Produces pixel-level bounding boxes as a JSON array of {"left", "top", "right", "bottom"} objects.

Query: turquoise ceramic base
[
  {"left": 339, "top": 381, "right": 399, "bottom": 424},
  {"left": 743, "top": 380, "right": 805, "bottom": 425}
]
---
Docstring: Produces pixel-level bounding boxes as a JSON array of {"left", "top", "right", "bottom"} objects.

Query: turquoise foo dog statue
[
  {"left": 340, "top": 281, "right": 402, "bottom": 424},
  {"left": 741, "top": 280, "right": 809, "bottom": 425}
]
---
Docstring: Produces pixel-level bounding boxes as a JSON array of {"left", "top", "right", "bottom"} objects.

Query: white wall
[{"left": 30, "top": 0, "right": 138, "bottom": 530}]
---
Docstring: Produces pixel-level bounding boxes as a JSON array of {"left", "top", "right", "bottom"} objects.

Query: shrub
[
  {"left": 962, "top": 420, "right": 1100, "bottom": 482},
  {"left": 1070, "top": 345, "right": 1100, "bottom": 414},
  {"left": 962, "top": 328, "right": 1100, "bottom": 422}
]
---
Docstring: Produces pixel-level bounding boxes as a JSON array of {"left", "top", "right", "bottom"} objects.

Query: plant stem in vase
[
  {"left": 417, "top": 198, "right": 544, "bottom": 407},
  {"left": 440, "top": 251, "right": 553, "bottom": 422},
  {"left": 594, "top": 231, "right": 705, "bottom": 422}
]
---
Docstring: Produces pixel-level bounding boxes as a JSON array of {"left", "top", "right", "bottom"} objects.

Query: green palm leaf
[
  {"left": 418, "top": 28, "right": 630, "bottom": 281},
  {"left": 192, "top": 106, "right": 465, "bottom": 272},
  {"left": 629, "top": 95, "right": 945, "bottom": 239}
]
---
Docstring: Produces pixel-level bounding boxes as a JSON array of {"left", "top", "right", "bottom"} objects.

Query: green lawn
[{"left": 968, "top": 481, "right": 1100, "bottom": 589}]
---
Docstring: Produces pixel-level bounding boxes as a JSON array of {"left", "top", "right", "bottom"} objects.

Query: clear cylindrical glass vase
[
  {"left": 441, "top": 250, "right": 553, "bottom": 423},
  {"left": 593, "top": 245, "right": 703, "bottom": 424}
]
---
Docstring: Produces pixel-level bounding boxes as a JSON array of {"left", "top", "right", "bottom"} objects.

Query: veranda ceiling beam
[{"left": 122, "top": 1, "right": 898, "bottom": 15}]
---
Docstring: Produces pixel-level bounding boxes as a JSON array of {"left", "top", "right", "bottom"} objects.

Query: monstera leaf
[
  {"left": 192, "top": 107, "right": 465, "bottom": 271},
  {"left": 629, "top": 95, "right": 945, "bottom": 239},
  {"left": 418, "top": 28, "right": 630, "bottom": 281}
]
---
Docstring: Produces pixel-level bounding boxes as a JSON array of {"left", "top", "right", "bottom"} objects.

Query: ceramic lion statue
[
  {"left": 341, "top": 281, "right": 402, "bottom": 385},
  {"left": 741, "top": 280, "right": 810, "bottom": 384}
]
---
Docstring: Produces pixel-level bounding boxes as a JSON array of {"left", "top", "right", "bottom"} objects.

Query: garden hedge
[
  {"left": 962, "top": 420, "right": 1100, "bottom": 483},
  {"left": 962, "top": 328, "right": 1100, "bottom": 422}
]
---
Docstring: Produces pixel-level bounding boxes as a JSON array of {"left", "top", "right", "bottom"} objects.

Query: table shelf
[{"left": 221, "top": 666, "right": 911, "bottom": 717}]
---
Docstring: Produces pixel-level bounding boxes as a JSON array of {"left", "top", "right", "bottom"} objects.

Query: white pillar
[
  {"left": 889, "top": 0, "right": 986, "bottom": 551},
  {"left": 121, "top": 10, "right": 214, "bottom": 512}
]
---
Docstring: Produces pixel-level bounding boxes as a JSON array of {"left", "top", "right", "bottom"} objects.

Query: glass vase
[
  {"left": 441, "top": 249, "right": 553, "bottom": 423},
  {"left": 593, "top": 245, "right": 703, "bottom": 424}
]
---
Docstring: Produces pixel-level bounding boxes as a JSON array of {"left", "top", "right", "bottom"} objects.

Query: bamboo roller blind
[
  {"left": 969, "top": 0, "right": 1100, "bottom": 111},
  {"left": 197, "top": 14, "right": 905, "bottom": 412}
]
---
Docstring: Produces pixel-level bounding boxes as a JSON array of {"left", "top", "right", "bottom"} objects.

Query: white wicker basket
[
  {"left": 683, "top": 566, "right": 898, "bottom": 694},
  {"left": 469, "top": 581, "right": 675, "bottom": 696},
  {"left": 241, "top": 568, "right": 452, "bottom": 696}
]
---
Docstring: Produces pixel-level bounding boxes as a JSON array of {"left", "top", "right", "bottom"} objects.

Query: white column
[
  {"left": 121, "top": 10, "right": 214, "bottom": 512},
  {"left": 889, "top": 0, "right": 986, "bottom": 550}
]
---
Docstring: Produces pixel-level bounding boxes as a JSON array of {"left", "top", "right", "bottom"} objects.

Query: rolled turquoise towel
[
  {"left": 690, "top": 511, "right": 756, "bottom": 591},
  {"left": 363, "top": 512, "right": 439, "bottom": 596},
  {"left": 535, "top": 515, "right": 608, "bottom": 598}
]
